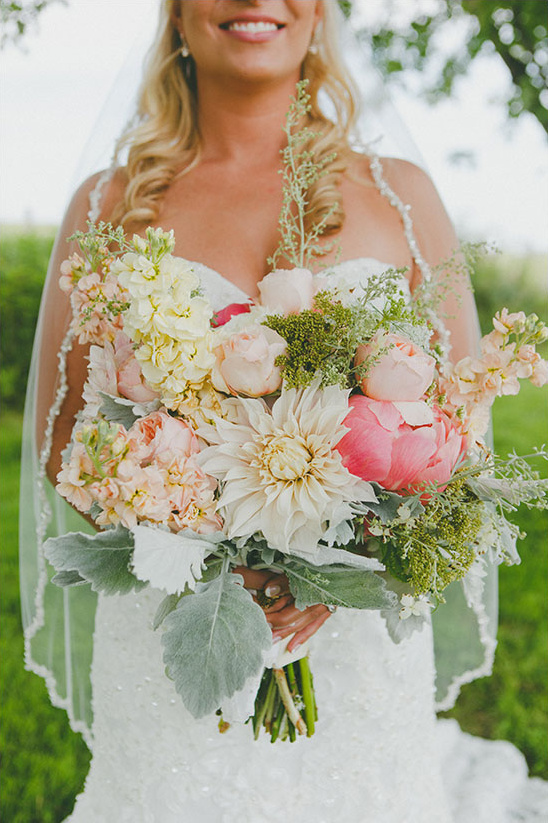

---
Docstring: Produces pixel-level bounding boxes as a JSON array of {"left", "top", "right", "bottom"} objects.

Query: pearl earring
[
  {"left": 180, "top": 34, "right": 190, "bottom": 59},
  {"left": 308, "top": 27, "right": 320, "bottom": 55}
]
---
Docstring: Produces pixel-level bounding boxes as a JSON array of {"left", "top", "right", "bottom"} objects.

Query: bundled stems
[{"left": 249, "top": 656, "right": 316, "bottom": 742}]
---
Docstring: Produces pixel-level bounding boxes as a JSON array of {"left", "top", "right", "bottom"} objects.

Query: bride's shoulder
[
  {"left": 64, "top": 167, "right": 128, "bottom": 226},
  {"left": 345, "top": 152, "right": 457, "bottom": 268},
  {"left": 349, "top": 151, "right": 454, "bottom": 242},
  {"left": 348, "top": 152, "right": 441, "bottom": 209}
]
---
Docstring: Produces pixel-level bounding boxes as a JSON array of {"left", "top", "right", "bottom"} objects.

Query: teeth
[{"left": 228, "top": 21, "right": 278, "bottom": 33}]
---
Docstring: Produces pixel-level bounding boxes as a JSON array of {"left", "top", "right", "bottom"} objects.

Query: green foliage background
[
  {"left": 0, "top": 231, "right": 546, "bottom": 820},
  {"left": 365, "top": 0, "right": 548, "bottom": 134}
]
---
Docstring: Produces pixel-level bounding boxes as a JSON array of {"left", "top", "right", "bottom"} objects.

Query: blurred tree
[
  {"left": 0, "top": 0, "right": 65, "bottom": 47},
  {"left": 363, "top": 0, "right": 548, "bottom": 135}
]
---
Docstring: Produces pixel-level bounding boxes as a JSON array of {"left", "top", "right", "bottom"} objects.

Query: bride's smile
[{"left": 174, "top": 0, "right": 322, "bottom": 84}]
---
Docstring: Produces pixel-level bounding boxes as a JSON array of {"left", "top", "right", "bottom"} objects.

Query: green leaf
[
  {"left": 98, "top": 393, "right": 139, "bottom": 429},
  {"left": 161, "top": 572, "right": 271, "bottom": 718},
  {"left": 51, "top": 569, "right": 86, "bottom": 587},
  {"left": 152, "top": 593, "right": 181, "bottom": 631},
  {"left": 284, "top": 561, "right": 397, "bottom": 611},
  {"left": 44, "top": 524, "right": 146, "bottom": 595}
]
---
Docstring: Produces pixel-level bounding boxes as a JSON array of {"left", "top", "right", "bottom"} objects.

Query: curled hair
[{"left": 113, "top": 0, "right": 360, "bottom": 235}]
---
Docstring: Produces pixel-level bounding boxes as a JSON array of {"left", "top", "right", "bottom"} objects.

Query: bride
[{"left": 22, "top": 1, "right": 547, "bottom": 821}]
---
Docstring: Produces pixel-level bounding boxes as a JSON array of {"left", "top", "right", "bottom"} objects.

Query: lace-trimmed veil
[{"left": 19, "top": 0, "right": 497, "bottom": 749}]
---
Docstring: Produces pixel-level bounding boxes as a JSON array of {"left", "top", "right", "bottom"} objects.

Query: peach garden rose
[
  {"left": 355, "top": 331, "right": 436, "bottom": 403},
  {"left": 211, "top": 323, "right": 286, "bottom": 397}
]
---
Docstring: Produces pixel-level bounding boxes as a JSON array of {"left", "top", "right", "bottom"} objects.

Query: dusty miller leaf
[
  {"left": 153, "top": 593, "right": 181, "bottom": 631},
  {"left": 98, "top": 392, "right": 140, "bottom": 429},
  {"left": 44, "top": 524, "right": 146, "bottom": 595},
  {"left": 284, "top": 561, "right": 397, "bottom": 611},
  {"left": 161, "top": 572, "right": 271, "bottom": 718},
  {"left": 131, "top": 525, "right": 214, "bottom": 594},
  {"left": 51, "top": 569, "right": 86, "bottom": 587}
]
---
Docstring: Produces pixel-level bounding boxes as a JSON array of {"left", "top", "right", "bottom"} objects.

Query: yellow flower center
[{"left": 262, "top": 434, "right": 312, "bottom": 481}]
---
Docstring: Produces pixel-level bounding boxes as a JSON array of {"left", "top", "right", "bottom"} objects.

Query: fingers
[
  {"left": 232, "top": 567, "right": 290, "bottom": 598},
  {"left": 261, "top": 594, "right": 293, "bottom": 614},
  {"left": 269, "top": 603, "right": 330, "bottom": 637},
  {"left": 232, "top": 566, "right": 273, "bottom": 590},
  {"left": 286, "top": 608, "right": 332, "bottom": 652},
  {"left": 262, "top": 573, "right": 290, "bottom": 599}
]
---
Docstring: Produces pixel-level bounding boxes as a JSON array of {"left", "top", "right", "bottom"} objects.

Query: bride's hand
[{"left": 232, "top": 566, "right": 333, "bottom": 653}]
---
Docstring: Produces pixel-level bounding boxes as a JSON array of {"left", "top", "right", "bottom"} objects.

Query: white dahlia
[{"left": 197, "top": 382, "right": 376, "bottom": 557}]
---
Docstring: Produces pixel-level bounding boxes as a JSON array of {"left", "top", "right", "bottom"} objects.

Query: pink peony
[
  {"left": 212, "top": 302, "right": 252, "bottom": 328},
  {"left": 257, "top": 268, "right": 315, "bottom": 315},
  {"left": 212, "top": 323, "right": 286, "bottom": 397},
  {"left": 356, "top": 332, "right": 436, "bottom": 403},
  {"left": 337, "top": 395, "right": 466, "bottom": 492}
]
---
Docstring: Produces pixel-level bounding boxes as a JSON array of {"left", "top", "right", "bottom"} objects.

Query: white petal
[{"left": 393, "top": 401, "right": 434, "bottom": 426}]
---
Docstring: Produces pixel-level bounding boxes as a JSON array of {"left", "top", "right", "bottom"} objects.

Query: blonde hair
[{"left": 113, "top": 0, "right": 360, "bottom": 234}]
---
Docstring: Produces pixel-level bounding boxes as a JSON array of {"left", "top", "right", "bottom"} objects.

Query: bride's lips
[{"left": 219, "top": 16, "right": 286, "bottom": 43}]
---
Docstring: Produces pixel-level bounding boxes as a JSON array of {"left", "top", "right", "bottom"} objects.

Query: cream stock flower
[
  {"left": 197, "top": 382, "right": 376, "bottom": 556},
  {"left": 114, "top": 250, "right": 215, "bottom": 406}
]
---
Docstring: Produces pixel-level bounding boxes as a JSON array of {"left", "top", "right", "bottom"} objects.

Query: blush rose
[
  {"left": 212, "top": 323, "right": 286, "bottom": 397},
  {"left": 356, "top": 332, "right": 436, "bottom": 403},
  {"left": 257, "top": 268, "right": 315, "bottom": 315}
]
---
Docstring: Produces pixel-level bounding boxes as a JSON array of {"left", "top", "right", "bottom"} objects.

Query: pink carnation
[{"left": 129, "top": 410, "right": 199, "bottom": 463}]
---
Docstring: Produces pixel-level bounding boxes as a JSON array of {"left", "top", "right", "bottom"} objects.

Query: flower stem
[
  {"left": 273, "top": 667, "right": 307, "bottom": 736},
  {"left": 298, "top": 657, "right": 316, "bottom": 736},
  {"left": 270, "top": 695, "right": 286, "bottom": 743},
  {"left": 253, "top": 670, "right": 276, "bottom": 740}
]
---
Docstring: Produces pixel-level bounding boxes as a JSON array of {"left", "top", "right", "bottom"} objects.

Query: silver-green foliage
[
  {"left": 161, "top": 570, "right": 271, "bottom": 718},
  {"left": 44, "top": 524, "right": 146, "bottom": 595},
  {"left": 284, "top": 561, "right": 397, "bottom": 611}
]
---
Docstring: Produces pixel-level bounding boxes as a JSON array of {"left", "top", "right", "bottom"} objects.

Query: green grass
[
  {"left": 0, "top": 413, "right": 90, "bottom": 823},
  {"left": 442, "top": 381, "right": 548, "bottom": 775},
  {"left": 1, "top": 390, "right": 547, "bottom": 820}
]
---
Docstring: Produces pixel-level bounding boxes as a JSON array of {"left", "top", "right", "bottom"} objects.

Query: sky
[{"left": 1, "top": 0, "right": 547, "bottom": 255}]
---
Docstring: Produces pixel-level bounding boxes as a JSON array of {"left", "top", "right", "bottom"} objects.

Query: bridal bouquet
[{"left": 45, "top": 83, "right": 548, "bottom": 742}]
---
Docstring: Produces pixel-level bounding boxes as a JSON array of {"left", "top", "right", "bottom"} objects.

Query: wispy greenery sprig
[
  {"left": 69, "top": 221, "right": 133, "bottom": 272},
  {"left": 268, "top": 80, "right": 339, "bottom": 271}
]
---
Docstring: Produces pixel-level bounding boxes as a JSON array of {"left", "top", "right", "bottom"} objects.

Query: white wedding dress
[{"left": 64, "top": 258, "right": 548, "bottom": 823}]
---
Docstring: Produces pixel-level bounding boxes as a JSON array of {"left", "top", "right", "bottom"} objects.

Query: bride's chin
[{"left": 203, "top": 54, "right": 304, "bottom": 87}]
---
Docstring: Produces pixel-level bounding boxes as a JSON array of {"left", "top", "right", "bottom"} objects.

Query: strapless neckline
[{"left": 187, "top": 256, "right": 402, "bottom": 302}]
